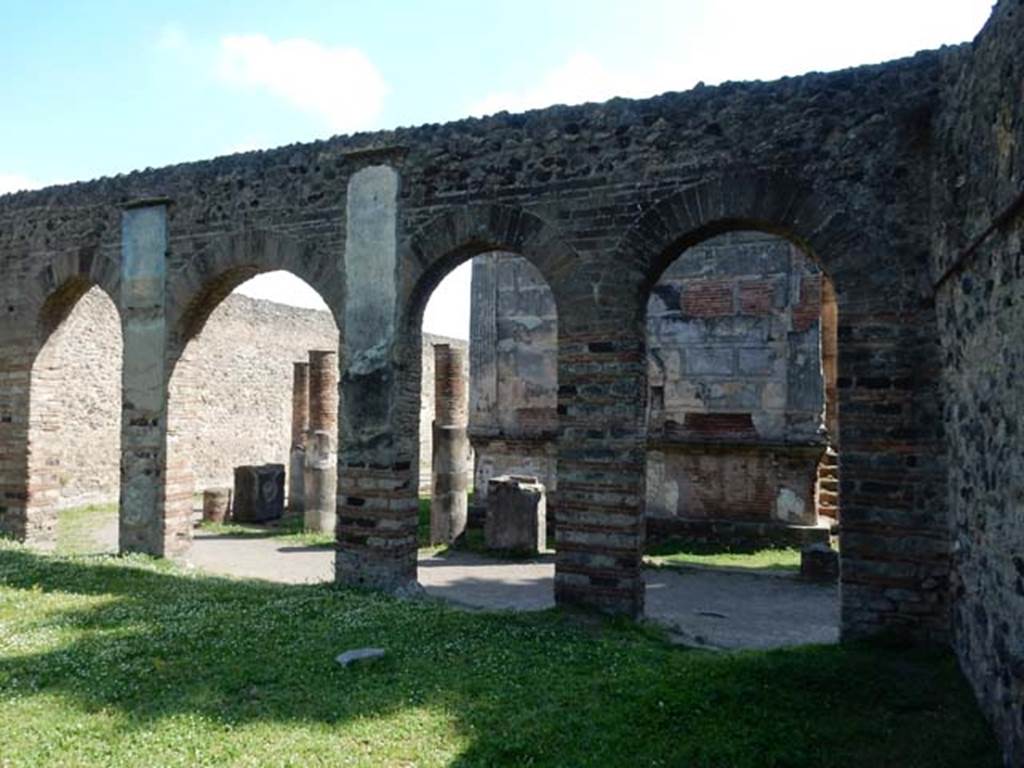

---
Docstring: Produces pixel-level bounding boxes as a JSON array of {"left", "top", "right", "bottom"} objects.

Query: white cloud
[
  {"left": 218, "top": 34, "right": 389, "bottom": 133},
  {"left": 0, "top": 174, "right": 42, "bottom": 195}
]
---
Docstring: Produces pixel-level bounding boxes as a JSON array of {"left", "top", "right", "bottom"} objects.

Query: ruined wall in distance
[{"left": 29, "top": 286, "right": 122, "bottom": 509}]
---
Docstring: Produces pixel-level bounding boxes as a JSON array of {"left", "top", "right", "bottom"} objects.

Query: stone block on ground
[
  {"left": 202, "top": 487, "right": 232, "bottom": 524},
  {"left": 233, "top": 464, "right": 285, "bottom": 523},
  {"left": 801, "top": 543, "right": 839, "bottom": 582},
  {"left": 484, "top": 475, "right": 546, "bottom": 554}
]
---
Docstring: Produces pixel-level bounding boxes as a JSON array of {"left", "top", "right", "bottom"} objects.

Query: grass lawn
[
  {"left": 0, "top": 540, "right": 1000, "bottom": 767},
  {"left": 55, "top": 503, "right": 119, "bottom": 555},
  {"left": 645, "top": 538, "right": 803, "bottom": 572},
  {"left": 197, "top": 515, "right": 334, "bottom": 548}
]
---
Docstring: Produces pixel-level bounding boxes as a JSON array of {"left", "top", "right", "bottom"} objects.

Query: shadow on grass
[{"left": 0, "top": 543, "right": 1000, "bottom": 767}]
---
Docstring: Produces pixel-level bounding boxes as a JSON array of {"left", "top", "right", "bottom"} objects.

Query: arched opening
[
  {"left": 412, "top": 250, "right": 560, "bottom": 609},
  {"left": 166, "top": 269, "right": 340, "bottom": 576},
  {"left": 29, "top": 280, "right": 123, "bottom": 553},
  {"left": 642, "top": 229, "right": 840, "bottom": 648}
]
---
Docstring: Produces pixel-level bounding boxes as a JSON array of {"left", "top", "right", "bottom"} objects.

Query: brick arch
[
  {"left": 398, "top": 203, "right": 578, "bottom": 333},
  {"left": 612, "top": 171, "right": 859, "bottom": 319},
  {"left": 338, "top": 203, "right": 580, "bottom": 596},
  {"left": 17, "top": 273, "right": 123, "bottom": 544},
  {"left": 615, "top": 171, "right": 951, "bottom": 641},
  {"left": 27, "top": 248, "right": 121, "bottom": 344},
  {"left": 167, "top": 229, "right": 344, "bottom": 353}
]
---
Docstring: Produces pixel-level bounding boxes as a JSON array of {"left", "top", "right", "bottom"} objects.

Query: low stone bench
[{"left": 484, "top": 475, "right": 547, "bottom": 555}]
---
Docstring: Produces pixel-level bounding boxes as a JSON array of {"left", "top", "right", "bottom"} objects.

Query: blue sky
[{"left": 0, "top": 0, "right": 995, "bottom": 336}]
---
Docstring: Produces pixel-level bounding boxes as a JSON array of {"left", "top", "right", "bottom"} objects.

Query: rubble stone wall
[
  {"left": 31, "top": 289, "right": 461, "bottom": 506},
  {"left": 933, "top": 1, "right": 1024, "bottom": 763},
  {"left": 469, "top": 234, "right": 830, "bottom": 532}
]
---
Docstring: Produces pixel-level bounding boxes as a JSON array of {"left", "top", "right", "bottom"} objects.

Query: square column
[
  {"left": 118, "top": 201, "right": 178, "bottom": 555},
  {"left": 336, "top": 164, "right": 418, "bottom": 591}
]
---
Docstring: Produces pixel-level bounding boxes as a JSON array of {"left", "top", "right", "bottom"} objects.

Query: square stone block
[
  {"left": 485, "top": 475, "right": 546, "bottom": 554},
  {"left": 233, "top": 464, "right": 285, "bottom": 523}
]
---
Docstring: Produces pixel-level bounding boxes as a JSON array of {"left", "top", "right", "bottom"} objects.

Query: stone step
[{"left": 818, "top": 489, "right": 839, "bottom": 506}]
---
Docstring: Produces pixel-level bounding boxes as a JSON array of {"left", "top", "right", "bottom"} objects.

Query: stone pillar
[
  {"left": 0, "top": 335, "right": 35, "bottom": 542},
  {"left": 119, "top": 201, "right": 181, "bottom": 556},
  {"left": 554, "top": 314, "right": 646, "bottom": 620},
  {"left": 337, "top": 164, "right": 419, "bottom": 592},
  {"left": 430, "top": 344, "right": 469, "bottom": 544},
  {"left": 288, "top": 361, "right": 309, "bottom": 514},
  {"left": 303, "top": 350, "right": 337, "bottom": 533}
]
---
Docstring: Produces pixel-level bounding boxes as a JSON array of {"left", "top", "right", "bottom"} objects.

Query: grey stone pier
[{"left": 118, "top": 201, "right": 181, "bottom": 556}]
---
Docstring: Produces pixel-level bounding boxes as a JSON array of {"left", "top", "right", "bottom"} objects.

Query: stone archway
[{"left": 614, "top": 171, "right": 950, "bottom": 641}]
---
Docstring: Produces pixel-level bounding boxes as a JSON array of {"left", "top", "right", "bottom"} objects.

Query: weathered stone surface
[
  {"left": 233, "top": 464, "right": 285, "bottom": 523},
  {"left": 30, "top": 294, "right": 458, "bottom": 515},
  {"left": 288, "top": 361, "right": 310, "bottom": 513},
  {"left": 119, "top": 203, "right": 176, "bottom": 556},
  {"left": 468, "top": 253, "right": 559, "bottom": 514},
  {"left": 419, "top": 335, "right": 468, "bottom": 494},
  {"left": 472, "top": 235, "right": 835, "bottom": 542},
  {"left": 430, "top": 344, "right": 469, "bottom": 545},
  {"left": 932, "top": 2, "right": 1024, "bottom": 761},
  {"left": 485, "top": 475, "right": 547, "bottom": 554},
  {"left": 801, "top": 543, "right": 839, "bottom": 583},
  {"left": 168, "top": 296, "right": 338, "bottom": 504},
  {"left": 27, "top": 286, "right": 121, "bottom": 515},
  {"left": 304, "top": 350, "right": 338, "bottom": 534},
  {"left": 202, "top": 487, "right": 231, "bottom": 524}
]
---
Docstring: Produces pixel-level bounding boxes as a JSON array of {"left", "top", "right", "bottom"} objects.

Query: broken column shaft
[
  {"left": 304, "top": 350, "right": 338, "bottom": 533},
  {"left": 430, "top": 343, "right": 469, "bottom": 545},
  {"left": 288, "top": 361, "right": 310, "bottom": 515}
]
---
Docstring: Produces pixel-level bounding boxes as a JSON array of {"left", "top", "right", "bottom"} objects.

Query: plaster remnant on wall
[{"left": 775, "top": 487, "right": 806, "bottom": 523}]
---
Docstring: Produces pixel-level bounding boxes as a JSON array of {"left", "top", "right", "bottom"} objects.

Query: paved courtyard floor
[{"left": 91, "top": 517, "right": 838, "bottom": 650}]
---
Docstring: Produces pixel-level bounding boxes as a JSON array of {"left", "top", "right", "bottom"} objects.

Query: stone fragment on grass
[{"left": 336, "top": 648, "right": 386, "bottom": 667}]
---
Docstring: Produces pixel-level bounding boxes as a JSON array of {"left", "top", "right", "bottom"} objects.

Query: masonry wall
[
  {"left": 38, "top": 288, "right": 459, "bottom": 506},
  {"left": 933, "top": 2, "right": 1024, "bottom": 763},
  {"left": 167, "top": 294, "right": 339, "bottom": 496},
  {"left": 645, "top": 231, "right": 827, "bottom": 530},
  {"left": 469, "top": 252, "right": 558, "bottom": 508},
  {"left": 469, "top": 234, "right": 831, "bottom": 533},
  {"left": 29, "top": 286, "right": 122, "bottom": 509}
]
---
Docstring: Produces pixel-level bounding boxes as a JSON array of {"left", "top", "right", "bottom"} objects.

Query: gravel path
[{"left": 85, "top": 514, "right": 838, "bottom": 650}]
